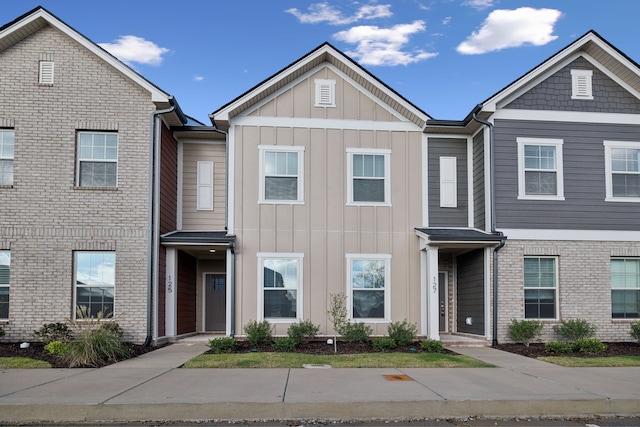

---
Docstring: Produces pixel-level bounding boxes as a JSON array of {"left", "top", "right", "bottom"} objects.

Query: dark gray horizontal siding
[
  {"left": 428, "top": 138, "right": 468, "bottom": 227},
  {"left": 473, "top": 132, "right": 485, "bottom": 229},
  {"left": 494, "top": 119, "right": 640, "bottom": 230},
  {"left": 456, "top": 249, "right": 484, "bottom": 335}
]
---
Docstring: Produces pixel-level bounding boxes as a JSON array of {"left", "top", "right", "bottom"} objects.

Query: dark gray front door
[
  {"left": 205, "top": 273, "right": 226, "bottom": 331},
  {"left": 439, "top": 272, "right": 447, "bottom": 332}
]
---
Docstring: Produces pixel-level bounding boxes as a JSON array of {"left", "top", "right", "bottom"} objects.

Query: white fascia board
[
  {"left": 232, "top": 115, "right": 420, "bottom": 131},
  {"left": 499, "top": 228, "right": 640, "bottom": 242},
  {"left": 493, "top": 109, "right": 640, "bottom": 125}
]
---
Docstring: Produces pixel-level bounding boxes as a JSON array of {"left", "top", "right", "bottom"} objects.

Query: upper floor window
[
  {"left": 258, "top": 253, "right": 303, "bottom": 321},
  {"left": 524, "top": 256, "right": 557, "bottom": 319},
  {"left": 0, "top": 251, "right": 10, "bottom": 319},
  {"left": 258, "top": 145, "right": 304, "bottom": 203},
  {"left": 571, "top": 69, "right": 593, "bottom": 100},
  {"left": 74, "top": 251, "right": 115, "bottom": 318},
  {"left": 517, "top": 138, "right": 564, "bottom": 200},
  {"left": 314, "top": 79, "right": 336, "bottom": 107},
  {"left": 347, "top": 254, "right": 391, "bottom": 321},
  {"left": 0, "top": 130, "right": 14, "bottom": 186},
  {"left": 77, "top": 132, "right": 118, "bottom": 188},
  {"left": 347, "top": 148, "right": 391, "bottom": 206},
  {"left": 604, "top": 141, "right": 640, "bottom": 202},
  {"left": 611, "top": 258, "right": 639, "bottom": 319}
]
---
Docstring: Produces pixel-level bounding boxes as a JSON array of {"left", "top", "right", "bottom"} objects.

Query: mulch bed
[
  {"left": 223, "top": 340, "right": 451, "bottom": 355},
  {"left": 494, "top": 342, "right": 640, "bottom": 358}
]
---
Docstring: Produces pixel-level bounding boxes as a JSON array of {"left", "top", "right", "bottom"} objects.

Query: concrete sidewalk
[{"left": 1, "top": 341, "right": 639, "bottom": 425}]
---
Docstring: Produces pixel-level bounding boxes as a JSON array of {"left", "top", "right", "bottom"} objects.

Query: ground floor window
[
  {"left": 346, "top": 254, "right": 390, "bottom": 321},
  {"left": 524, "top": 256, "right": 557, "bottom": 319},
  {"left": 258, "top": 253, "right": 303, "bottom": 320},
  {"left": 74, "top": 251, "right": 115, "bottom": 318},
  {"left": 0, "top": 251, "right": 9, "bottom": 319},
  {"left": 611, "top": 258, "right": 640, "bottom": 319}
]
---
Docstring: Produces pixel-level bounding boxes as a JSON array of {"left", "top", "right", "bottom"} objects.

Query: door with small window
[{"left": 205, "top": 273, "right": 226, "bottom": 331}]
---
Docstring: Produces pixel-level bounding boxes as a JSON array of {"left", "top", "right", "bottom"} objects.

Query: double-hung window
[
  {"left": 524, "top": 257, "right": 557, "bottom": 319},
  {"left": 258, "top": 253, "right": 303, "bottom": 321},
  {"left": 347, "top": 254, "right": 390, "bottom": 321},
  {"left": 259, "top": 146, "right": 304, "bottom": 203},
  {"left": 74, "top": 252, "right": 115, "bottom": 318},
  {"left": 604, "top": 141, "right": 640, "bottom": 201},
  {"left": 347, "top": 148, "right": 391, "bottom": 205},
  {"left": 517, "top": 138, "right": 564, "bottom": 199},
  {"left": 611, "top": 258, "right": 640, "bottom": 319},
  {"left": 0, "top": 130, "right": 14, "bottom": 186},
  {"left": 0, "top": 251, "right": 9, "bottom": 319},
  {"left": 77, "top": 132, "right": 118, "bottom": 188}
]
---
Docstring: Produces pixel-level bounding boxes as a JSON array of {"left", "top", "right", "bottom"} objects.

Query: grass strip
[
  {"left": 183, "top": 352, "right": 493, "bottom": 368},
  {"left": 0, "top": 357, "right": 52, "bottom": 369},
  {"left": 537, "top": 355, "right": 640, "bottom": 367}
]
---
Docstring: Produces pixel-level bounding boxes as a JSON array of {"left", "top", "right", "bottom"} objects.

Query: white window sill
[
  {"left": 517, "top": 195, "right": 565, "bottom": 201},
  {"left": 347, "top": 202, "right": 391, "bottom": 207},
  {"left": 605, "top": 197, "right": 640, "bottom": 203},
  {"left": 258, "top": 200, "right": 304, "bottom": 205},
  {"left": 73, "top": 186, "right": 118, "bottom": 191}
]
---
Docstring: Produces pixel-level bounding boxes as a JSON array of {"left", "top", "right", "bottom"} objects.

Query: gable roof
[
  {"left": 211, "top": 42, "right": 431, "bottom": 128},
  {"left": 0, "top": 6, "right": 182, "bottom": 115},
  {"left": 482, "top": 30, "right": 640, "bottom": 112}
]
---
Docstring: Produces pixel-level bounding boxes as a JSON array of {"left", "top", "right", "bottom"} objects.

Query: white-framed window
[
  {"left": 347, "top": 148, "right": 391, "bottom": 206},
  {"left": 346, "top": 254, "right": 391, "bottom": 321},
  {"left": 314, "top": 79, "right": 336, "bottom": 107},
  {"left": 611, "top": 258, "right": 640, "bottom": 319},
  {"left": 524, "top": 256, "right": 557, "bottom": 319},
  {"left": 197, "top": 161, "right": 214, "bottom": 210},
  {"left": 77, "top": 132, "right": 118, "bottom": 188},
  {"left": 257, "top": 253, "right": 303, "bottom": 321},
  {"left": 258, "top": 145, "right": 304, "bottom": 203},
  {"left": 439, "top": 156, "right": 457, "bottom": 207},
  {"left": 571, "top": 69, "right": 593, "bottom": 100},
  {"left": 0, "top": 130, "right": 14, "bottom": 186},
  {"left": 0, "top": 251, "right": 10, "bottom": 319},
  {"left": 604, "top": 141, "right": 640, "bottom": 202},
  {"left": 74, "top": 251, "right": 115, "bottom": 318},
  {"left": 517, "top": 138, "right": 564, "bottom": 200},
  {"left": 39, "top": 61, "right": 54, "bottom": 85}
]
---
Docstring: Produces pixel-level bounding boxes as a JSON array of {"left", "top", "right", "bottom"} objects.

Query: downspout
[
  {"left": 145, "top": 102, "right": 177, "bottom": 347},
  {"left": 472, "top": 110, "right": 506, "bottom": 347}
]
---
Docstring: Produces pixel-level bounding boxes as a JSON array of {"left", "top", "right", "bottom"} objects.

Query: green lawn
[
  {"left": 183, "top": 352, "right": 493, "bottom": 368},
  {"left": 0, "top": 357, "right": 52, "bottom": 369},
  {"left": 538, "top": 355, "right": 640, "bottom": 367}
]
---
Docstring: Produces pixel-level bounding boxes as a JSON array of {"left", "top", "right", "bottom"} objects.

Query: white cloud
[
  {"left": 194, "top": 75, "right": 204, "bottom": 81},
  {"left": 334, "top": 21, "right": 437, "bottom": 66},
  {"left": 442, "top": 16, "right": 452, "bottom": 25},
  {"left": 456, "top": 7, "right": 562, "bottom": 55},
  {"left": 99, "top": 35, "right": 169, "bottom": 66},
  {"left": 285, "top": 2, "right": 392, "bottom": 25},
  {"left": 463, "top": 0, "right": 495, "bottom": 10}
]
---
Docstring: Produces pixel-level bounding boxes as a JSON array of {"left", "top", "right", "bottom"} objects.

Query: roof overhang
[
  {"left": 160, "top": 231, "right": 235, "bottom": 247},
  {"left": 416, "top": 228, "right": 506, "bottom": 251}
]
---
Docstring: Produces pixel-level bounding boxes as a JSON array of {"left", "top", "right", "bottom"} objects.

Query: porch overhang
[
  {"left": 161, "top": 231, "right": 235, "bottom": 246},
  {"left": 415, "top": 228, "right": 506, "bottom": 251}
]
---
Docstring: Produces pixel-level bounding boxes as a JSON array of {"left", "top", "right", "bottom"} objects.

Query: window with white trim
[
  {"left": 77, "top": 132, "right": 118, "bottom": 187},
  {"left": 259, "top": 145, "right": 304, "bottom": 203},
  {"left": 258, "top": 253, "right": 303, "bottom": 321},
  {"left": 39, "top": 61, "right": 54, "bottom": 85},
  {"left": 347, "top": 148, "right": 391, "bottom": 205},
  {"left": 611, "top": 258, "right": 640, "bottom": 319},
  {"left": 571, "top": 69, "right": 593, "bottom": 100},
  {"left": 439, "top": 156, "right": 457, "bottom": 207},
  {"left": 74, "top": 251, "right": 115, "bottom": 318},
  {"left": 347, "top": 254, "right": 390, "bottom": 321},
  {"left": 0, "top": 251, "right": 10, "bottom": 319},
  {"left": 524, "top": 257, "right": 557, "bottom": 319},
  {"left": 604, "top": 141, "right": 640, "bottom": 201},
  {"left": 0, "top": 130, "right": 14, "bottom": 186},
  {"left": 314, "top": 79, "right": 336, "bottom": 107},
  {"left": 517, "top": 138, "right": 564, "bottom": 200},
  {"left": 197, "top": 161, "right": 214, "bottom": 210}
]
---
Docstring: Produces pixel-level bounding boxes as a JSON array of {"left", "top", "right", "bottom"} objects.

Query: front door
[
  {"left": 438, "top": 272, "right": 447, "bottom": 332},
  {"left": 205, "top": 273, "right": 226, "bottom": 331}
]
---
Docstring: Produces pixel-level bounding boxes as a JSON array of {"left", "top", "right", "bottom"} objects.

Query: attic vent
[
  {"left": 315, "top": 79, "right": 336, "bottom": 107},
  {"left": 571, "top": 69, "right": 593, "bottom": 100},
  {"left": 39, "top": 61, "right": 54, "bottom": 85}
]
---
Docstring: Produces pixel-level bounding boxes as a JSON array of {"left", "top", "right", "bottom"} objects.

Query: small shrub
[
  {"left": 287, "top": 320, "right": 320, "bottom": 345},
  {"left": 33, "top": 322, "right": 72, "bottom": 343},
  {"left": 572, "top": 338, "right": 607, "bottom": 354},
  {"left": 630, "top": 322, "right": 640, "bottom": 343},
  {"left": 341, "top": 322, "right": 372, "bottom": 343},
  {"left": 420, "top": 339, "right": 444, "bottom": 353},
  {"left": 372, "top": 337, "right": 397, "bottom": 352},
  {"left": 208, "top": 337, "right": 238, "bottom": 354},
  {"left": 243, "top": 319, "right": 273, "bottom": 346},
  {"left": 0, "top": 326, "right": 4, "bottom": 337},
  {"left": 507, "top": 319, "right": 543, "bottom": 346},
  {"left": 387, "top": 320, "right": 417, "bottom": 346},
  {"left": 545, "top": 340, "right": 573, "bottom": 354},
  {"left": 553, "top": 319, "right": 596, "bottom": 342},
  {"left": 272, "top": 337, "right": 298, "bottom": 352},
  {"left": 44, "top": 340, "right": 69, "bottom": 356},
  {"left": 327, "top": 293, "right": 348, "bottom": 336}
]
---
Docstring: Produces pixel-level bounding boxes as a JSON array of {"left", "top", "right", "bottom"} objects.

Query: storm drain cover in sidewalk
[
  {"left": 303, "top": 364, "right": 332, "bottom": 369},
  {"left": 383, "top": 374, "right": 413, "bottom": 381}
]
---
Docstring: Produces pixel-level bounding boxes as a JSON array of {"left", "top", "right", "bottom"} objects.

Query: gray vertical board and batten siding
[
  {"left": 455, "top": 249, "right": 485, "bottom": 335},
  {"left": 493, "top": 119, "right": 640, "bottom": 230},
  {"left": 472, "top": 131, "right": 485, "bottom": 229},
  {"left": 428, "top": 138, "right": 468, "bottom": 227}
]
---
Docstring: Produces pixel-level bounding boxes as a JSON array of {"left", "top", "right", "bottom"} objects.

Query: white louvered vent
[
  {"left": 39, "top": 61, "right": 54, "bottom": 85},
  {"left": 314, "top": 79, "right": 336, "bottom": 107},
  {"left": 571, "top": 69, "right": 593, "bottom": 100}
]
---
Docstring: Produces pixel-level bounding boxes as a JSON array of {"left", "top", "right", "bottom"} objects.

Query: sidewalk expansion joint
[{"left": 100, "top": 367, "right": 178, "bottom": 404}]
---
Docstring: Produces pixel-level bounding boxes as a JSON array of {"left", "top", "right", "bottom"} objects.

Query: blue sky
[{"left": 3, "top": 1, "right": 640, "bottom": 123}]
